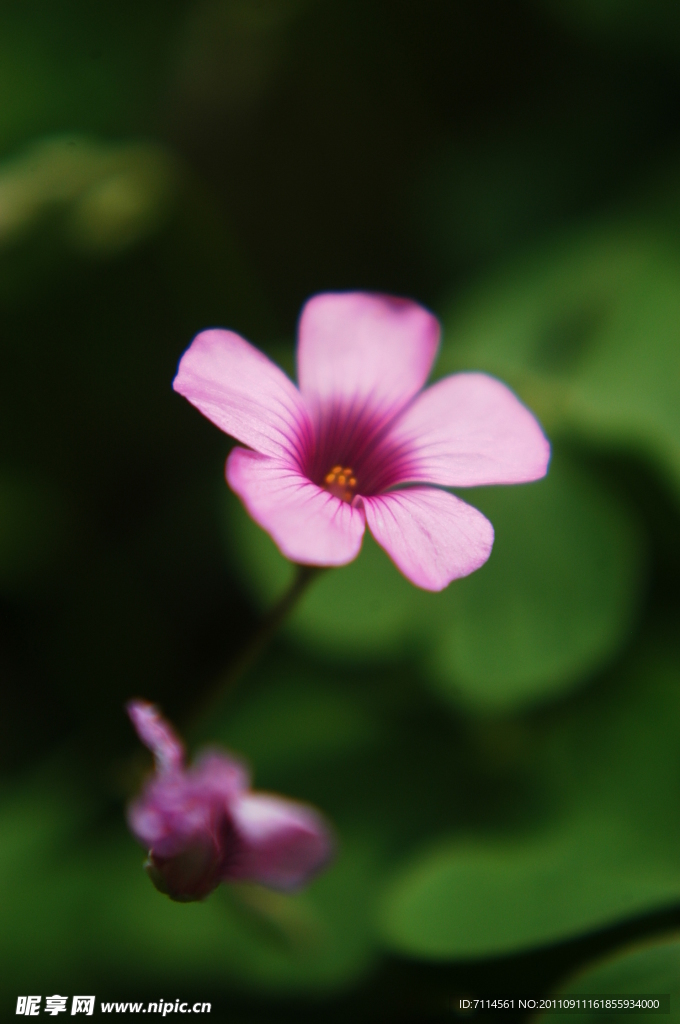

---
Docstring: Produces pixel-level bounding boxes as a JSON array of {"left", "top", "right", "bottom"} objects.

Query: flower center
[{"left": 324, "top": 465, "right": 357, "bottom": 503}]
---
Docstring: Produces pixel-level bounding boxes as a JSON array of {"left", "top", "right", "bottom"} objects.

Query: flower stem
[{"left": 188, "top": 565, "right": 324, "bottom": 731}]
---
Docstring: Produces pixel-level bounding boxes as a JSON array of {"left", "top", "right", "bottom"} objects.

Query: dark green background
[{"left": 2, "top": 1, "right": 680, "bottom": 1020}]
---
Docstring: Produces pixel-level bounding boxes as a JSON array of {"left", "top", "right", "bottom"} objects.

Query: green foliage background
[{"left": 1, "top": 1, "right": 680, "bottom": 1020}]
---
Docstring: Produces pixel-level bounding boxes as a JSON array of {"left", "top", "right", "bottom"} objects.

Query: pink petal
[
  {"left": 191, "top": 751, "right": 250, "bottom": 798},
  {"left": 227, "top": 793, "right": 334, "bottom": 891},
  {"left": 362, "top": 488, "right": 494, "bottom": 591},
  {"left": 296, "top": 292, "right": 440, "bottom": 421},
  {"left": 388, "top": 372, "right": 550, "bottom": 487},
  {"left": 173, "top": 329, "right": 312, "bottom": 463},
  {"left": 127, "top": 700, "right": 184, "bottom": 773},
  {"left": 227, "top": 446, "right": 366, "bottom": 566},
  {"left": 127, "top": 775, "right": 207, "bottom": 855}
]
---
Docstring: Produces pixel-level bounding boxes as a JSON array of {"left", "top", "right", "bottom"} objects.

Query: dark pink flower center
[{"left": 300, "top": 400, "right": 418, "bottom": 501}]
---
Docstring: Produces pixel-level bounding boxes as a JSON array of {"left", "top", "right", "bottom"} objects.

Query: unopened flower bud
[{"left": 126, "top": 700, "right": 334, "bottom": 902}]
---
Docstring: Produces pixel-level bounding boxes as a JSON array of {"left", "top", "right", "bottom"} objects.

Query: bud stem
[{"left": 188, "top": 565, "right": 324, "bottom": 730}]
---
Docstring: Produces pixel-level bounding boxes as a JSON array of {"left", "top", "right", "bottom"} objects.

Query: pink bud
[{"left": 126, "top": 700, "right": 334, "bottom": 902}]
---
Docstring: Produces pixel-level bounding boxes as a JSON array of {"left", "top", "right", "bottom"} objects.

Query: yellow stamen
[{"left": 323, "top": 464, "right": 357, "bottom": 503}]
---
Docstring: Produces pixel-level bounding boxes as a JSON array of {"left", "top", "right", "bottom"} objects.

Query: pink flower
[
  {"left": 174, "top": 292, "right": 549, "bottom": 591},
  {"left": 126, "top": 700, "right": 334, "bottom": 902}
]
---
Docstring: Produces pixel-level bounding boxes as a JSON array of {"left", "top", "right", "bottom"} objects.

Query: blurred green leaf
[
  {"left": 543, "top": 936, "right": 680, "bottom": 1022},
  {"left": 208, "top": 667, "right": 383, "bottom": 775},
  {"left": 379, "top": 638, "right": 680, "bottom": 958},
  {"left": 426, "top": 451, "right": 644, "bottom": 711},
  {"left": 438, "top": 225, "right": 680, "bottom": 498},
  {"left": 379, "top": 818, "right": 679, "bottom": 962}
]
